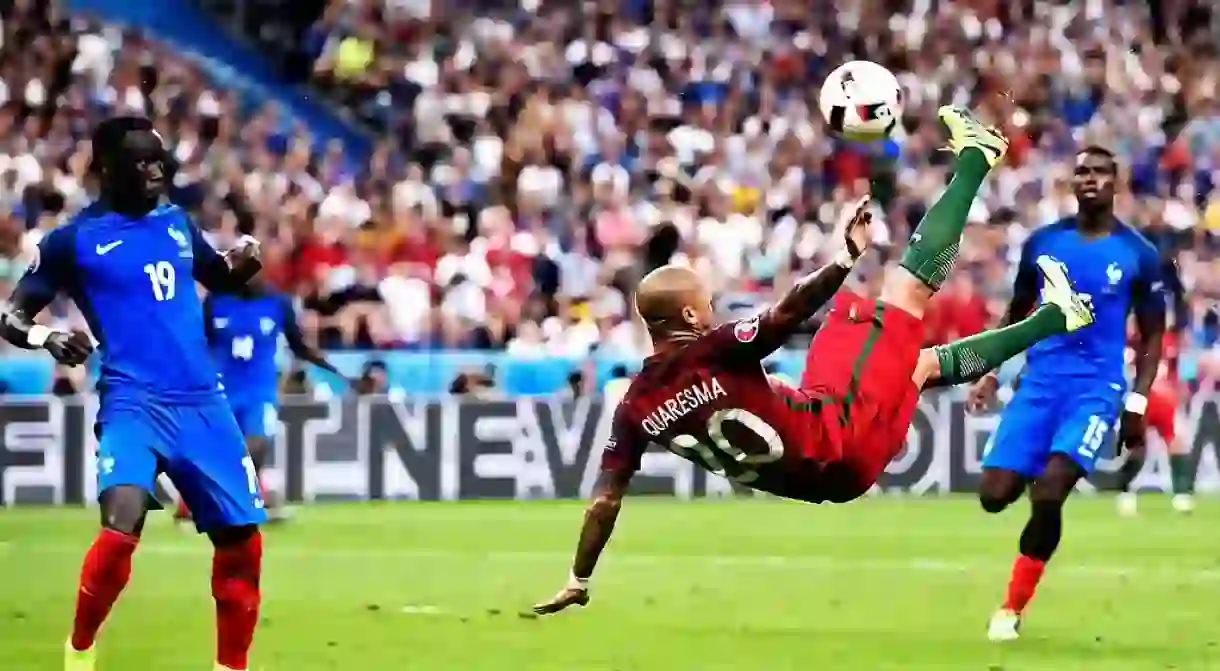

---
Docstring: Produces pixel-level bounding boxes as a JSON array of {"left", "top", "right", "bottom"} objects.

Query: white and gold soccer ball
[{"left": 819, "top": 60, "right": 903, "bottom": 142}]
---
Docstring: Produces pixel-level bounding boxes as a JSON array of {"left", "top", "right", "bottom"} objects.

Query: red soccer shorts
[
  {"left": 1146, "top": 385, "right": 1178, "bottom": 444},
  {"left": 799, "top": 291, "right": 924, "bottom": 501}
]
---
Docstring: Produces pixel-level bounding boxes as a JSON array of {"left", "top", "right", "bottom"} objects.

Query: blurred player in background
[
  {"left": 532, "top": 108, "right": 1096, "bottom": 615},
  {"left": 0, "top": 116, "right": 266, "bottom": 671},
  {"left": 1117, "top": 321, "right": 1194, "bottom": 516},
  {"left": 174, "top": 276, "right": 347, "bottom": 524},
  {"left": 968, "top": 146, "right": 1166, "bottom": 642}
]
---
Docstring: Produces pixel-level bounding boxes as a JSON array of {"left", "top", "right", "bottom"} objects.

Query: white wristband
[
  {"left": 567, "top": 570, "right": 589, "bottom": 591},
  {"left": 1124, "top": 393, "right": 1148, "bottom": 416},
  {"left": 833, "top": 249, "right": 857, "bottom": 269},
  {"left": 27, "top": 324, "right": 54, "bottom": 348}
]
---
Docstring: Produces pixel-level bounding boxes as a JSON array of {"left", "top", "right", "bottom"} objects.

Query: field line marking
[{"left": 7, "top": 541, "right": 1219, "bottom": 582}]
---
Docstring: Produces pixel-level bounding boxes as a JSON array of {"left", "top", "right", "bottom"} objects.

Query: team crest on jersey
[
  {"left": 1105, "top": 262, "right": 1123, "bottom": 293},
  {"left": 167, "top": 227, "right": 192, "bottom": 258},
  {"left": 734, "top": 315, "right": 760, "bottom": 343}
]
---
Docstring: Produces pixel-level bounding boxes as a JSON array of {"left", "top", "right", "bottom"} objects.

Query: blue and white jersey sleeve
[{"left": 15, "top": 226, "right": 74, "bottom": 308}]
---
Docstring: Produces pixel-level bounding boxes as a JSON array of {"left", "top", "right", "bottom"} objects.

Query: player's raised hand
[
  {"left": 45, "top": 329, "right": 94, "bottom": 366},
  {"left": 966, "top": 372, "right": 999, "bottom": 413},
  {"left": 531, "top": 585, "right": 590, "bottom": 616},
  {"left": 842, "top": 195, "right": 873, "bottom": 261}
]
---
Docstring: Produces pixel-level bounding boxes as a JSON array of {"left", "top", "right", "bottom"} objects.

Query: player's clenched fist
[
  {"left": 226, "top": 234, "right": 262, "bottom": 269},
  {"left": 531, "top": 585, "right": 590, "bottom": 615},
  {"left": 45, "top": 329, "right": 94, "bottom": 366}
]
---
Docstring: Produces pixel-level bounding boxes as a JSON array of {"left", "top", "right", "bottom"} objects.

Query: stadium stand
[{"left": 2, "top": 0, "right": 1220, "bottom": 394}]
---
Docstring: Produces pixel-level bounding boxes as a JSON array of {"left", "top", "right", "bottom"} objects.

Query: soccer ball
[{"left": 819, "top": 60, "right": 903, "bottom": 142}]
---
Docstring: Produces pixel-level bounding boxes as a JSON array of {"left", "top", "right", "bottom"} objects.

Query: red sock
[
  {"left": 1003, "top": 554, "right": 1046, "bottom": 613},
  {"left": 213, "top": 531, "right": 263, "bottom": 670},
  {"left": 71, "top": 528, "right": 139, "bottom": 650}
]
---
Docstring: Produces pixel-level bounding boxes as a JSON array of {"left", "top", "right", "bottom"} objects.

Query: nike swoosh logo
[{"left": 96, "top": 241, "right": 123, "bottom": 255}]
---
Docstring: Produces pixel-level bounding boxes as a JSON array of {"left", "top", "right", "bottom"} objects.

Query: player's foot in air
[
  {"left": 64, "top": 641, "right": 96, "bottom": 671},
  {"left": 937, "top": 105, "right": 1009, "bottom": 168},
  {"left": 1172, "top": 493, "right": 1196, "bottom": 514},
  {"left": 1116, "top": 491, "right": 1139, "bottom": 517},
  {"left": 1035, "top": 255, "right": 1095, "bottom": 332},
  {"left": 986, "top": 607, "right": 1021, "bottom": 642}
]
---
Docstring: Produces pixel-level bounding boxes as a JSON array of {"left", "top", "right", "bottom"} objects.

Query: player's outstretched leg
[
  {"left": 987, "top": 453, "right": 1083, "bottom": 642},
  {"left": 66, "top": 486, "right": 148, "bottom": 670},
  {"left": 916, "top": 256, "right": 1095, "bottom": 388},
  {"left": 893, "top": 107, "right": 1008, "bottom": 291},
  {"left": 210, "top": 526, "right": 263, "bottom": 671}
]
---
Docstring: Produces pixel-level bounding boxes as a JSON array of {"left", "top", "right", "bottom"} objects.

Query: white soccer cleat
[
  {"left": 1116, "top": 492, "right": 1139, "bottom": 517},
  {"left": 1035, "top": 255, "right": 1095, "bottom": 332},
  {"left": 1172, "top": 493, "right": 1196, "bottom": 514},
  {"left": 987, "top": 608, "right": 1022, "bottom": 642}
]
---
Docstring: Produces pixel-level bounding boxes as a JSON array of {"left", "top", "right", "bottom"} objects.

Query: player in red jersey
[
  {"left": 1116, "top": 328, "right": 1194, "bottom": 515},
  {"left": 531, "top": 107, "right": 1098, "bottom": 615}
]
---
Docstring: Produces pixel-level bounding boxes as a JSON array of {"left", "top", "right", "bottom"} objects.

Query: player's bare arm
[
  {"left": 1119, "top": 286, "right": 1166, "bottom": 455},
  {"left": 765, "top": 196, "right": 873, "bottom": 333},
  {"left": 0, "top": 257, "right": 93, "bottom": 365},
  {"left": 532, "top": 467, "right": 633, "bottom": 615},
  {"left": 283, "top": 300, "right": 347, "bottom": 379}
]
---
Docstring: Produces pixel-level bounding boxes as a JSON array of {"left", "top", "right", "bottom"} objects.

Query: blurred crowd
[{"left": 4, "top": 0, "right": 1220, "bottom": 384}]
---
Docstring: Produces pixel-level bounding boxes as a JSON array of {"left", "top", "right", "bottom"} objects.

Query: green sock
[
  {"left": 932, "top": 305, "right": 1066, "bottom": 386},
  {"left": 1169, "top": 454, "right": 1194, "bottom": 494},
  {"left": 900, "top": 149, "right": 991, "bottom": 289}
]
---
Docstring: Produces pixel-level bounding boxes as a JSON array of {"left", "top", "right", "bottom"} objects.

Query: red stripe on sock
[
  {"left": 213, "top": 531, "right": 263, "bottom": 670},
  {"left": 71, "top": 528, "right": 139, "bottom": 651},
  {"left": 1003, "top": 554, "right": 1046, "bottom": 614}
]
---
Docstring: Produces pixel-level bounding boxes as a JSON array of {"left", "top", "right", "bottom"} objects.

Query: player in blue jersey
[
  {"left": 0, "top": 117, "right": 266, "bottom": 671},
  {"left": 189, "top": 277, "right": 346, "bottom": 522},
  {"left": 967, "top": 146, "right": 1166, "bottom": 641}
]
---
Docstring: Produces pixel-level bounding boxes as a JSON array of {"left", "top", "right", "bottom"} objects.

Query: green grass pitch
[{"left": 1, "top": 497, "right": 1218, "bottom": 670}]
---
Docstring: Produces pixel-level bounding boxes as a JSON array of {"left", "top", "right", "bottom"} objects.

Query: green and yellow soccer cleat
[
  {"left": 1036, "top": 254, "right": 1095, "bottom": 333},
  {"left": 937, "top": 105, "right": 1009, "bottom": 168},
  {"left": 64, "top": 642, "right": 96, "bottom": 671}
]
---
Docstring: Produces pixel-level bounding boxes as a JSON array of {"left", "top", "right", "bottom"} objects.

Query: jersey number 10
[
  {"left": 143, "top": 261, "right": 176, "bottom": 301},
  {"left": 669, "top": 408, "right": 784, "bottom": 484}
]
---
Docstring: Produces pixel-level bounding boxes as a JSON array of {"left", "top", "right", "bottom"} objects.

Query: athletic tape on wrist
[{"left": 1124, "top": 393, "right": 1148, "bottom": 416}]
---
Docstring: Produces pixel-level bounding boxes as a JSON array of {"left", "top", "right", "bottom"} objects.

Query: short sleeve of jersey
[
  {"left": 598, "top": 403, "right": 647, "bottom": 475},
  {"left": 16, "top": 225, "right": 74, "bottom": 304},
  {"left": 1129, "top": 233, "right": 1166, "bottom": 320}
]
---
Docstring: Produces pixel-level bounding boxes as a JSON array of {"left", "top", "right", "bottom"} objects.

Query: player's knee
[
  {"left": 978, "top": 470, "right": 1023, "bottom": 513},
  {"left": 978, "top": 493, "right": 1010, "bottom": 514},
  {"left": 208, "top": 523, "right": 260, "bottom": 549},
  {"left": 98, "top": 485, "right": 150, "bottom": 536}
]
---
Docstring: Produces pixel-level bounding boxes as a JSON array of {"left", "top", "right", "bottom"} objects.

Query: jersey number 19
[
  {"left": 144, "top": 261, "right": 176, "bottom": 301},
  {"left": 669, "top": 408, "right": 784, "bottom": 484}
]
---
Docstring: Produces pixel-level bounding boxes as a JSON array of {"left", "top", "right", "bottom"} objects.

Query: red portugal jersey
[{"left": 599, "top": 315, "right": 834, "bottom": 503}]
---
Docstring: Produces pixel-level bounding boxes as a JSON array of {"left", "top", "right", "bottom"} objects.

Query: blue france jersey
[
  {"left": 205, "top": 291, "right": 294, "bottom": 404},
  {"left": 1018, "top": 218, "right": 1164, "bottom": 386},
  {"left": 20, "top": 203, "right": 226, "bottom": 403}
]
